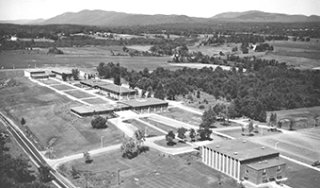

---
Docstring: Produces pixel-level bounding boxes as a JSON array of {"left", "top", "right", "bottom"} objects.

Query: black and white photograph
[{"left": 0, "top": 0, "right": 320, "bottom": 187}]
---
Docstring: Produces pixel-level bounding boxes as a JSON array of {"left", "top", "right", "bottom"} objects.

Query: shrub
[{"left": 91, "top": 116, "right": 107, "bottom": 129}]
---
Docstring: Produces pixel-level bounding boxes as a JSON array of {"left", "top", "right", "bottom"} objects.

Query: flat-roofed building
[
  {"left": 120, "top": 98, "right": 168, "bottom": 113},
  {"left": 80, "top": 80, "right": 109, "bottom": 88},
  {"left": 202, "top": 139, "right": 286, "bottom": 185},
  {"left": 51, "top": 68, "right": 73, "bottom": 80},
  {"left": 24, "top": 69, "right": 55, "bottom": 79},
  {"left": 98, "top": 84, "right": 136, "bottom": 100}
]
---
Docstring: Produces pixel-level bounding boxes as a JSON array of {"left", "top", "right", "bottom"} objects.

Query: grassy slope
[
  {"left": 0, "top": 75, "right": 123, "bottom": 157},
  {"left": 61, "top": 149, "right": 238, "bottom": 188}
]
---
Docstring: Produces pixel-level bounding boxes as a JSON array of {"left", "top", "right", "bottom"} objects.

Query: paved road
[{"left": 0, "top": 112, "right": 76, "bottom": 188}]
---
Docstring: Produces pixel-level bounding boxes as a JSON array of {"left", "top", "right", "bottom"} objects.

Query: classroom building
[
  {"left": 202, "top": 139, "right": 286, "bottom": 185},
  {"left": 120, "top": 98, "right": 168, "bottom": 113}
]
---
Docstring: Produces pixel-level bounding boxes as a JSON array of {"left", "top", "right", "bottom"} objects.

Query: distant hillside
[
  {"left": 211, "top": 10, "right": 320, "bottom": 22},
  {"left": 2, "top": 10, "right": 320, "bottom": 26},
  {"left": 42, "top": 9, "right": 206, "bottom": 26}
]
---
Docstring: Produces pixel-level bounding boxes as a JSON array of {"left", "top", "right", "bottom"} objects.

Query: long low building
[
  {"left": 202, "top": 139, "right": 286, "bottom": 185},
  {"left": 71, "top": 104, "right": 130, "bottom": 116},
  {"left": 120, "top": 98, "right": 168, "bottom": 113}
]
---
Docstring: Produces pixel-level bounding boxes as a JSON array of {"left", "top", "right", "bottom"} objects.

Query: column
[
  {"left": 222, "top": 154, "right": 225, "bottom": 172},
  {"left": 237, "top": 160, "right": 241, "bottom": 181},
  {"left": 202, "top": 147, "right": 205, "bottom": 163},
  {"left": 233, "top": 159, "right": 236, "bottom": 178},
  {"left": 226, "top": 156, "right": 229, "bottom": 175}
]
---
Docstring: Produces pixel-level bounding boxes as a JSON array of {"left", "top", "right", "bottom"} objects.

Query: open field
[
  {"left": 123, "top": 119, "right": 164, "bottom": 137},
  {"left": 64, "top": 90, "right": 95, "bottom": 99},
  {"left": 141, "top": 118, "right": 178, "bottom": 132},
  {"left": 283, "top": 158, "right": 320, "bottom": 188},
  {"left": 50, "top": 84, "right": 76, "bottom": 91},
  {"left": 249, "top": 128, "right": 320, "bottom": 164},
  {"left": 61, "top": 149, "right": 238, "bottom": 188},
  {"left": 159, "top": 107, "right": 202, "bottom": 126},
  {"left": 0, "top": 74, "right": 123, "bottom": 157},
  {"left": 264, "top": 40, "right": 320, "bottom": 69},
  {"left": 267, "top": 106, "right": 320, "bottom": 129},
  {"left": 0, "top": 47, "right": 177, "bottom": 71}
]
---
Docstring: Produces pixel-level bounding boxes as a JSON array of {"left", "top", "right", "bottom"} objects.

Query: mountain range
[{"left": 1, "top": 10, "right": 320, "bottom": 26}]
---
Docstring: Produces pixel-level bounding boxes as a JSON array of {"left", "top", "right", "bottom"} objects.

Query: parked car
[{"left": 311, "top": 160, "right": 320, "bottom": 166}]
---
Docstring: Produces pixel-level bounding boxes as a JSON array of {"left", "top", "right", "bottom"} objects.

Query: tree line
[{"left": 97, "top": 60, "right": 320, "bottom": 122}]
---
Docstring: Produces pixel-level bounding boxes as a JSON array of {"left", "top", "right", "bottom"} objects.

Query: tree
[
  {"left": 248, "top": 120, "right": 254, "bottom": 133},
  {"left": 289, "top": 119, "right": 295, "bottom": 130},
  {"left": 21, "top": 117, "right": 26, "bottom": 126},
  {"left": 154, "top": 83, "right": 165, "bottom": 100},
  {"left": 120, "top": 137, "right": 138, "bottom": 159},
  {"left": 198, "top": 127, "right": 212, "bottom": 140},
  {"left": 166, "top": 131, "right": 176, "bottom": 146},
  {"left": 70, "top": 166, "right": 80, "bottom": 179},
  {"left": 61, "top": 73, "right": 67, "bottom": 81},
  {"left": 39, "top": 165, "right": 52, "bottom": 182},
  {"left": 196, "top": 90, "right": 201, "bottom": 99},
  {"left": 189, "top": 128, "right": 196, "bottom": 142},
  {"left": 91, "top": 116, "right": 107, "bottom": 129},
  {"left": 83, "top": 152, "right": 92, "bottom": 163},
  {"left": 71, "top": 69, "right": 80, "bottom": 80},
  {"left": 177, "top": 127, "right": 187, "bottom": 140},
  {"left": 134, "top": 130, "right": 145, "bottom": 145},
  {"left": 201, "top": 107, "right": 216, "bottom": 128}
]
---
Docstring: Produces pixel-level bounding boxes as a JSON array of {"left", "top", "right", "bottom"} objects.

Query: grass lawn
[
  {"left": 123, "top": 119, "right": 164, "bottom": 137},
  {"left": 154, "top": 139, "right": 189, "bottom": 148},
  {"left": 0, "top": 75, "right": 123, "bottom": 157},
  {"left": 64, "top": 90, "right": 95, "bottom": 99},
  {"left": 141, "top": 118, "right": 178, "bottom": 132},
  {"left": 60, "top": 149, "right": 238, "bottom": 188},
  {"left": 160, "top": 107, "right": 202, "bottom": 126},
  {"left": 82, "top": 97, "right": 109, "bottom": 104},
  {"left": 283, "top": 158, "right": 320, "bottom": 188},
  {"left": 38, "top": 79, "right": 62, "bottom": 85},
  {"left": 50, "top": 84, "right": 76, "bottom": 91}
]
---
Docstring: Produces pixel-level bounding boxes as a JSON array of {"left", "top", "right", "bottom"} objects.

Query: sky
[{"left": 0, "top": 0, "right": 320, "bottom": 20}]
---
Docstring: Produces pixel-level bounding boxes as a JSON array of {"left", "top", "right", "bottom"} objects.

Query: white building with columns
[{"left": 202, "top": 139, "right": 286, "bottom": 185}]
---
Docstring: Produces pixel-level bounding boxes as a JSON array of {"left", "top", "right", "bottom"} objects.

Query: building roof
[
  {"left": 98, "top": 84, "right": 136, "bottom": 95},
  {"left": 71, "top": 105, "right": 115, "bottom": 114},
  {"left": 80, "top": 80, "right": 109, "bottom": 87},
  {"left": 120, "top": 98, "right": 168, "bottom": 108},
  {"left": 205, "top": 139, "right": 279, "bottom": 162},
  {"left": 246, "top": 158, "right": 286, "bottom": 171},
  {"left": 51, "top": 68, "right": 72, "bottom": 75}
]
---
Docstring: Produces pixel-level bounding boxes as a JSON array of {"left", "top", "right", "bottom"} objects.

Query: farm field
[
  {"left": 0, "top": 47, "right": 176, "bottom": 71},
  {"left": 263, "top": 40, "right": 320, "bottom": 69},
  {"left": 60, "top": 149, "right": 238, "bottom": 188},
  {"left": 249, "top": 128, "right": 320, "bottom": 164},
  {"left": 0, "top": 74, "right": 123, "bottom": 157}
]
